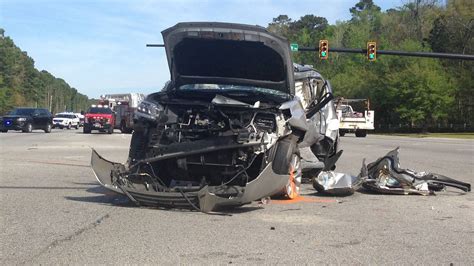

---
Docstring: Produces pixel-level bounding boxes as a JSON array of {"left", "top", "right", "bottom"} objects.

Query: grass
[{"left": 376, "top": 132, "right": 474, "bottom": 139}]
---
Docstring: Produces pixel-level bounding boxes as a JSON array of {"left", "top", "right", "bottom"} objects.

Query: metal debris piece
[
  {"left": 312, "top": 171, "right": 358, "bottom": 196},
  {"left": 358, "top": 147, "right": 471, "bottom": 195}
]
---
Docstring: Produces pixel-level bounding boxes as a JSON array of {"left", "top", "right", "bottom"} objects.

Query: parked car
[
  {"left": 0, "top": 107, "right": 52, "bottom": 133},
  {"left": 91, "top": 22, "right": 340, "bottom": 212},
  {"left": 53, "top": 112, "right": 80, "bottom": 129}
]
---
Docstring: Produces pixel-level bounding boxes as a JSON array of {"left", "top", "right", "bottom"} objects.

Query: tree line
[
  {"left": 0, "top": 29, "right": 91, "bottom": 115},
  {"left": 268, "top": 0, "right": 473, "bottom": 131}
]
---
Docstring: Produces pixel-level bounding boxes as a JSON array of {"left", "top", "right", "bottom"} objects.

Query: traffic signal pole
[
  {"left": 297, "top": 46, "right": 474, "bottom": 60},
  {"left": 146, "top": 43, "right": 474, "bottom": 60}
]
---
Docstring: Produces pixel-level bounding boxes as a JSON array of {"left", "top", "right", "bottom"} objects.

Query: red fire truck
[
  {"left": 83, "top": 105, "right": 115, "bottom": 134},
  {"left": 98, "top": 93, "right": 145, "bottom": 133}
]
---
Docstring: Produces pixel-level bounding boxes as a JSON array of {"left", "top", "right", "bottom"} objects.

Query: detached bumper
[{"left": 91, "top": 149, "right": 288, "bottom": 212}]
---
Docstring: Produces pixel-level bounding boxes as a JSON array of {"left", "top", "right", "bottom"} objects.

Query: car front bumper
[
  {"left": 91, "top": 149, "right": 288, "bottom": 212},
  {"left": 0, "top": 119, "right": 26, "bottom": 131},
  {"left": 84, "top": 123, "right": 112, "bottom": 130}
]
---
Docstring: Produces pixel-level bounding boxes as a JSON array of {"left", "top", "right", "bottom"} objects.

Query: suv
[
  {"left": 0, "top": 107, "right": 53, "bottom": 133},
  {"left": 53, "top": 112, "right": 80, "bottom": 129},
  {"left": 91, "top": 22, "right": 340, "bottom": 212},
  {"left": 83, "top": 106, "right": 115, "bottom": 134}
]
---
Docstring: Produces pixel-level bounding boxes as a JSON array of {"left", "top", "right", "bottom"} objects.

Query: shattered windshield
[{"left": 178, "top": 84, "right": 291, "bottom": 102}]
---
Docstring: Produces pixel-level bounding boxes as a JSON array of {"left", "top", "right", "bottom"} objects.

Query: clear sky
[{"left": 1, "top": 0, "right": 402, "bottom": 98}]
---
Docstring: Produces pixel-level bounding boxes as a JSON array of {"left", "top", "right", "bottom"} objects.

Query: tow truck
[
  {"left": 99, "top": 93, "right": 145, "bottom": 133},
  {"left": 336, "top": 98, "right": 374, "bottom": 137}
]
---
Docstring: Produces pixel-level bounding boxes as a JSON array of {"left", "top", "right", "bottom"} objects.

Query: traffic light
[
  {"left": 319, "top": 40, "right": 329, "bottom": 60},
  {"left": 367, "top": 41, "right": 376, "bottom": 61}
]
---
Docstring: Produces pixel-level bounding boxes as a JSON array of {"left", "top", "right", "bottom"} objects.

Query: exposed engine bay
[{"left": 129, "top": 100, "right": 286, "bottom": 189}]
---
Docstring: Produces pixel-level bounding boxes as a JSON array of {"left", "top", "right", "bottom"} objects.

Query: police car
[{"left": 52, "top": 112, "right": 80, "bottom": 129}]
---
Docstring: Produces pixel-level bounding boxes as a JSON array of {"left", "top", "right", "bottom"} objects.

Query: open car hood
[{"left": 162, "top": 22, "right": 295, "bottom": 95}]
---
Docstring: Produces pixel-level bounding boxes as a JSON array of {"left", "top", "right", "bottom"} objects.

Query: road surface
[{"left": 1, "top": 130, "right": 473, "bottom": 264}]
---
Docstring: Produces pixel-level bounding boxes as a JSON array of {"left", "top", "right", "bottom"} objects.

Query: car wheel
[
  {"left": 75, "top": 124, "right": 79, "bottom": 129},
  {"left": 44, "top": 123, "right": 52, "bottom": 133},
  {"left": 67, "top": 123, "right": 71, "bottom": 130},
  {"left": 1, "top": 129, "right": 7, "bottom": 133},
  {"left": 284, "top": 153, "right": 302, "bottom": 199},
  {"left": 339, "top": 130, "right": 345, "bottom": 137},
  {"left": 23, "top": 123, "right": 33, "bottom": 133}
]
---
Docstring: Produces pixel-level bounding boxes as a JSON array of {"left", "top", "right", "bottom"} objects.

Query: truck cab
[{"left": 83, "top": 106, "right": 115, "bottom": 134}]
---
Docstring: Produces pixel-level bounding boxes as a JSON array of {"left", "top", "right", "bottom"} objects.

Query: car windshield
[
  {"left": 178, "top": 84, "right": 291, "bottom": 102},
  {"left": 88, "top": 107, "right": 113, "bottom": 114},
  {"left": 56, "top": 114, "right": 76, "bottom": 118},
  {"left": 9, "top": 108, "right": 35, "bottom": 115}
]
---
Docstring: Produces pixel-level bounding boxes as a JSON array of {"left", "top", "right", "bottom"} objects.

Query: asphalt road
[{"left": 1, "top": 129, "right": 473, "bottom": 264}]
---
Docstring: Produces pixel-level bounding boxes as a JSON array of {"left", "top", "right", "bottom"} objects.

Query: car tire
[
  {"left": 355, "top": 130, "right": 367, "bottom": 138},
  {"left": 44, "top": 123, "right": 52, "bottom": 133},
  {"left": 75, "top": 124, "right": 79, "bottom": 129},
  {"left": 1, "top": 129, "right": 7, "bottom": 133},
  {"left": 339, "top": 130, "right": 345, "bottom": 137},
  {"left": 273, "top": 136, "right": 298, "bottom": 174},
  {"left": 23, "top": 123, "right": 33, "bottom": 133}
]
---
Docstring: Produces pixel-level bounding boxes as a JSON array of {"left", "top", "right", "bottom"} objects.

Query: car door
[
  {"left": 38, "top": 109, "right": 51, "bottom": 128},
  {"left": 32, "top": 109, "right": 42, "bottom": 128}
]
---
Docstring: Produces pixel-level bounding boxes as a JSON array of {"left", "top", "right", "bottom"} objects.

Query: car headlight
[
  {"left": 18, "top": 117, "right": 27, "bottom": 121},
  {"left": 136, "top": 100, "right": 163, "bottom": 121}
]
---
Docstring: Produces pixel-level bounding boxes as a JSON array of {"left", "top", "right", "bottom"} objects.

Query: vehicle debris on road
[
  {"left": 312, "top": 171, "right": 358, "bottom": 196},
  {"left": 357, "top": 147, "right": 471, "bottom": 195}
]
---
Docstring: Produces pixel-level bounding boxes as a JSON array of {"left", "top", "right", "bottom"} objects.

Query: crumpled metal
[
  {"left": 312, "top": 171, "right": 358, "bottom": 196},
  {"left": 357, "top": 147, "right": 471, "bottom": 195}
]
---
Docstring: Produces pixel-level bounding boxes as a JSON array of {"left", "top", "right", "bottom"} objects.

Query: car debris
[
  {"left": 358, "top": 147, "right": 471, "bottom": 195},
  {"left": 91, "top": 22, "right": 341, "bottom": 212},
  {"left": 312, "top": 171, "right": 358, "bottom": 196}
]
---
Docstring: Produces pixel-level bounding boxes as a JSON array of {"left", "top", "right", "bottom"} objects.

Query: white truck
[
  {"left": 99, "top": 93, "right": 145, "bottom": 133},
  {"left": 336, "top": 98, "right": 374, "bottom": 137}
]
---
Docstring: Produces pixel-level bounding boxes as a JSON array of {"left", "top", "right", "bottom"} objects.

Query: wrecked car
[{"left": 91, "top": 22, "right": 340, "bottom": 212}]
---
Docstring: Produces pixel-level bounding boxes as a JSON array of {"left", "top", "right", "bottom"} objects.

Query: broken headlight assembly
[{"left": 136, "top": 100, "right": 163, "bottom": 121}]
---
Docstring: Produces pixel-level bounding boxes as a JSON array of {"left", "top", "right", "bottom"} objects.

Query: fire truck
[
  {"left": 98, "top": 93, "right": 145, "bottom": 133},
  {"left": 83, "top": 105, "right": 115, "bottom": 134}
]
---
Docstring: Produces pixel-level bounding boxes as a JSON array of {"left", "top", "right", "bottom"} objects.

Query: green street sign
[{"left": 290, "top": 43, "right": 299, "bottom": 52}]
